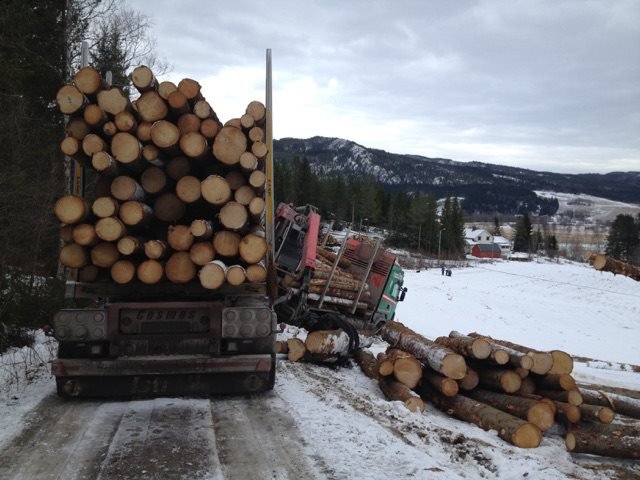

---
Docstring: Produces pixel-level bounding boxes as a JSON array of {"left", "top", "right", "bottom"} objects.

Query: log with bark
[
  {"left": 380, "top": 321, "right": 467, "bottom": 380},
  {"left": 436, "top": 331, "right": 491, "bottom": 360},
  {"left": 565, "top": 422, "right": 640, "bottom": 459},
  {"left": 416, "top": 383, "right": 542, "bottom": 448},
  {"left": 422, "top": 368, "right": 459, "bottom": 397},
  {"left": 476, "top": 366, "right": 522, "bottom": 394},
  {"left": 577, "top": 387, "right": 640, "bottom": 419},
  {"left": 590, "top": 253, "right": 640, "bottom": 282},
  {"left": 465, "top": 389, "right": 555, "bottom": 431},
  {"left": 468, "top": 333, "right": 555, "bottom": 374},
  {"left": 378, "top": 376, "right": 426, "bottom": 413}
]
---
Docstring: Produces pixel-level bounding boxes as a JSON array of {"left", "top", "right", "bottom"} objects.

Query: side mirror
[{"left": 399, "top": 287, "right": 407, "bottom": 302}]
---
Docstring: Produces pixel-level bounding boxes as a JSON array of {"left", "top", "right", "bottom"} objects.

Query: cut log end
[
  {"left": 511, "top": 423, "right": 542, "bottom": 449},
  {"left": 442, "top": 354, "right": 467, "bottom": 380}
]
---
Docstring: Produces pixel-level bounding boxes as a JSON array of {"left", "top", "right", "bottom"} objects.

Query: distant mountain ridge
[{"left": 273, "top": 136, "right": 640, "bottom": 214}]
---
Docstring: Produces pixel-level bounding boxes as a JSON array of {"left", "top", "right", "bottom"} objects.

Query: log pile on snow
[
  {"left": 55, "top": 65, "right": 268, "bottom": 289},
  {"left": 344, "top": 321, "right": 640, "bottom": 457}
]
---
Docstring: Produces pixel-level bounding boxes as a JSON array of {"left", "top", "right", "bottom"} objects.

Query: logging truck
[{"left": 50, "top": 49, "right": 405, "bottom": 398}]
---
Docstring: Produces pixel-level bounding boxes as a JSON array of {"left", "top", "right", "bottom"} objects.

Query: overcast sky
[{"left": 125, "top": 0, "right": 639, "bottom": 174}]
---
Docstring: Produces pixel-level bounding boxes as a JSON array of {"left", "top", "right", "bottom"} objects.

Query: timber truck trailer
[
  {"left": 51, "top": 50, "right": 278, "bottom": 398},
  {"left": 50, "top": 50, "right": 406, "bottom": 398}
]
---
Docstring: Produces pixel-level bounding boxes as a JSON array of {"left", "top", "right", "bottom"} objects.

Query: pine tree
[
  {"left": 513, "top": 212, "right": 533, "bottom": 252},
  {"left": 606, "top": 214, "right": 640, "bottom": 263}
]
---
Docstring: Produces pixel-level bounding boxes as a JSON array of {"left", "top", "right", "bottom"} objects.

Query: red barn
[{"left": 471, "top": 243, "right": 502, "bottom": 259}]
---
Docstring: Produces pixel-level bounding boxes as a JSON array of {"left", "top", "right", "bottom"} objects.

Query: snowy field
[
  {"left": 0, "top": 259, "right": 638, "bottom": 479},
  {"left": 536, "top": 191, "right": 640, "bottom": 224}
]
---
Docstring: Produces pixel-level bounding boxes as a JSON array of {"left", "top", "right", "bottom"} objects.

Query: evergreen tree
[
  {"left": 513, "top": 212, "right": 533, "bottom": 252},
  {"left": 606, "top": 214, "right": 640, "bottom": 263},
  {"left": 493, "top": 216, "right": 501, "bottom": 236}
]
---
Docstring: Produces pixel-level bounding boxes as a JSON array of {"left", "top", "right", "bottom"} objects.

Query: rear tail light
[
  {"left": 222, "top": 307, "right": 273, "bottom": 338},
  {"left": 54, "top": 309, "right": 107, "bottom": 341}
]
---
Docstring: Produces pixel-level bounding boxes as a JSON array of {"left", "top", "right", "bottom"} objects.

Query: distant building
[
  {"left": 471, "top": 243, "right": 502, "bottom": 259},
  {"left": 493, "top": 235, "right": 513, "bottom": 257}
]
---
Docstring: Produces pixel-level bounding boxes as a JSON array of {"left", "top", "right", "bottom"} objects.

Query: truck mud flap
[{"left": 54, "top": 355, "right": 275, "bottom": 398}]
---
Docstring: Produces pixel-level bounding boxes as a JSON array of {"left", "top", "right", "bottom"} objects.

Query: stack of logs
[
  {"left": 282, "top": 321, "right": 640, "bottom": 458},
  {"left": 54, "top": 65, "right": 268, "bottom": 288},
  {"left": 281, "top": 246, "right": 371, "bottom": 310}
]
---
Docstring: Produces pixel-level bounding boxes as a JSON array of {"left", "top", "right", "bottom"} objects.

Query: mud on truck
[{"left": 50, "top": 50, "right": 406, "bottom": 398}]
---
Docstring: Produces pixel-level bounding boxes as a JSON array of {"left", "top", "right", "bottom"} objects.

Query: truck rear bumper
[{"left": 52, "top": 354, "right": 275, "bottom": 397}]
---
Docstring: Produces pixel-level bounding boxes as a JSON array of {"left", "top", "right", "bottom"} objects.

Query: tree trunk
[
  {"left": 73, "top": 66, "right": 107, "bottom": 96},
  {"left": 219, "top": 202, "right": 249, "bottom": 231},
  {"left": 111, "top": 260, "right": 136, "bottom": 285},
  {"left": 72, "top": 224, "right": 98, "bottom": 246},
  {"left": 239, "top": 233, "right": 268, "bottom": 264},
  {"left": 246, "top": 263, "right": 267, "bottom": 283},
  {"left": 54, "top": 195, "right": 90, "bottom": 225},
  {"left": 378, "top": 376, "right": 426, "bottom": 413},
  {"left": 140, "top": 167, "right": 168, "bottom": 195},
  {"left": 91, "top": 242, "right": 119, "bottom": 268},
  {"left": 111, "top": 132, "right": 143, "bottom": 166},
  {"left": 305, "top": 329, "right": 350, "bottom": 356},
  {"left": 117, "top": 236, "right": 142, "bottom": 256},
  {"left": 59, "top": 243, "right": 88, "bottom": 268},
  {"left": 200, "top": 118, "right": 221, "bottom": 139},
  {"left": 240, "top": 152, "right": 258, "bottom": 171},
  {"left": 190, "top": 219, "right": 213, "bottom": 239},
  {"left": 214, "top": 230, "right": 241, "bottom": 257},
  {"left": 177, "top": 113, "right": 201, "bottom": 135},
  {"left": 56, "top": 85, "right": 87, "bottom": 115},
  {"left": 190, "top": 242, "right": 215, "bottom": 266},
  {"left": 469, "top": 334, "right": 553, "bottom": 374},
  {"left": 114, "top": 111, "right": 138, "bottom": 133},
  {"left": 65, "top": 117, "right": 90, "bottom": 140},
  {"left": 457, "top": 367, "right": 480, "bottom": 391},
  {"left": 158, "top": 81, "right": 177, "bottom": 100},
  {"left": 533, "top": 373, "right": 576, "bottom": 391},
  {"left": 95, "top": 217, "right": 127, "bottom": 242},
  {"left": 167, "top": 90, "right": 191, "bottom": 116},
  {"left": 577, "top": 387, "right": 640, "bottom": 419},
  {"left": 316, "top": 247, "right": 352, "bottom": 269},
  {"left": 554, "top": 401, "right": 581, "bottom": 423},
  {"left": 131, "top": 65, "right": 158, "bottom": 93},
  {"left": 97, "top": 87, "right": 130, "bottom": 116},
  {"left": 566, "top": 422, "right": 640, "bottom": 459},
  {"left": 111, "top": 176, "right": 144, "bottom": 202},
  {"left": 249, "top": 197, "right": 266, "bottom": 219},
  {"left": 579, "top": 403, "right": 615, "bottom": 424},
  {"left": 180, "top": 132, "right": 209, "bottom": 159},
  {"left": 392, "top": 355, "right": 423, "bottom": 389},
  {"left": 201, "top": 175, "right": 231, "bottom": 206},
  {"left": 92, "top": 197, "right": 119, "bottom": 218},
  {"left": 287, "top": 338, "right": 307, "bottom": 362},
  {"left": 198, "top": 261, "right": 227, "bottom": 290},
  {"left": 165, "top": 252, "right": 196, "bottom": 284},
  {"left": 591, "top": 254, "right": 640, "bottom": 281},
  {"left": 119, "top": 201, "right": 153, "bottom": 227},
  {"left": 355, "top": 349, "right": 379, "bottom": 380},
  {"left": 422, "top": 368, "right": 459, "bottom": 397},
  {"left": 153, "top": 193, "right": 186, "bottom": 222},
  {"left": 464, "top": 389, "right": 555, "bottom": 431},
  {"left": 83, "top": 104, "right": 107, "bottom": 127},
  {"left": 537, "top": 389, "right": 583, "bottom": 406},
  {"left": 226, "top": 264, "right": 246, "bottom": 286},
  {"left": 144, "top": 240, "right": 168, "bottom": 260},
  {"left": 275, "top": 340, "right": 289, "bottom": 354},
  {"left": 82, "top": 133, "right": 107, "bottom": 157},
  {"left": 136, "top": 91, "right": 168, "bottom": 122},
  {"left": 213, "top": 126, "right": 248, "bottom": 166},
  {"left": 476, "top": 367, "right": 522, "bottom": 393},
  {"left": 235, "top": 185, "right": 256, "bottom": 206},
  {"left": 178, "top": 78, "right": 203, "bottom": 102},
  {"left": 380, "top": 321, "right": 467, "bottom": 379},
  {"left": 137, "top": 259, "right": 164, "bottom": 285},
  {"left": 417, "top": 384, "right": 542, "bottom": 448},
  {"left": 167, "top": 224, "right": 195, "bottom": 252},
  {"left": 150, "top": 120, "right": 180, "bottom": 152},
  {"left": 91, "top": 151, "right": 121, "bottom": 176},
  {"left": 174, "top": 175, "right": 201, "bottom": 204},
  {"left": 548, "top": 350, "right": 574, "bottom": 375},
  {"left": 437, "top": 331, "right": 491, "bottom": 360},
  {"left": 246, "top": 100, "right": 266, "bottom": 124}
]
